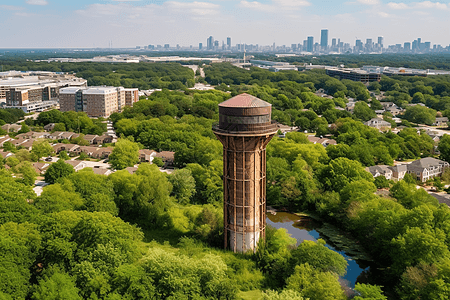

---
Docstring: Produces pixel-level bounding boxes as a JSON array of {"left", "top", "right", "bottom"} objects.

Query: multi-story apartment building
[
  {"left": 123, "top": 88, "right": 139, "bottom": 106},
  {"left": 1, "top": 73, "right": 87, "bottom": 112},
  {"left": 59, "top": 86, "right": 135, "bottom": 118}
]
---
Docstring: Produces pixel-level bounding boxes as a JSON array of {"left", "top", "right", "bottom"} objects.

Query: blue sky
[{"left": 1, "top": 0, "right": 449, "bottom": 48}]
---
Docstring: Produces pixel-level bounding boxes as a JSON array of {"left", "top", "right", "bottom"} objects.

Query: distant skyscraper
[
  {"left": 214, "top": 40, "right": 219, "bottom": 48},
  {"left": 355, "top": 39, "right": 363, "bottom": 52},
  {"left": 320, "top": 29, "right": 328, "bottom": 50},
  {"left": 378, "top": 36, "right": 384, "bottom": 47},
  {"left": 307, "top": 36, "right": 314, "bottom": 52},
  {"left": 199, "top": 43, "right": 203, "bottom": 50},
  {"left": 227, "top": 37, "right": 231, "bottom": 49},
  {"left": 164, "top": 44, "right": 169, "bottom": 49},
  {"left": 207, "top": 36, "right": 214, "bottom": 50},
  {"left": 332, "top": 38, "right": 337, "bottom": 47},
  {"left": 404, "top": 42, "right": 411, "bottom": 51}
]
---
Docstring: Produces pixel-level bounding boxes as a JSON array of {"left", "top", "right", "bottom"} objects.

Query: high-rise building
[
  {"left": 332, "top": 38, "right": 337, "bottom": 47},
  {"left": 227, "top": 37, "right": 231, "bottom": 49},
  {"left": 59, "top": 86, "right": 131, "bottom": 118},
  {"left": 377, "top": 36, "right": 384, "bottom": 48},
  {"left": 355, "top": 39, "right": 363, "bottom": 52},
  {"left": 214, "top": 40, "right": 219, "bottom": 49},
  {"left": 207, "top": 36, "right": 214, "bottom": 50},
  {"left": 307, "top": 36, "right": 314, "bottom": 52},
  {"left": 123, "top": 88, "right": 139, "bottom": 107},
  {"left": 199, "top": 43, "right": 203, "bottom": 50},
  {"left": 213, "top": 93, "right": 277, "bottom": 253},
  {"left": 404, "top": 42, "right": 411, "bottom": 51},
  {"left": 321, "top": 29, "right": 328, "bottom": 50}
]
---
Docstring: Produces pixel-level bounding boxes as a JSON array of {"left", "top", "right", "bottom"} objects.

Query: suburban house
[
  {"left": 43, "top": 123, "right": 56, "bottom": 131},
  {"left": 1, "top": 124, "right": 22, "bottom": 133},
  {"left": 307, "top": 136, "right": 338, "bottom": 147},
  {"left": 407, "top": 157, "right": 450, "bottom": 182},
  {"left": 92, "top": 147, "right": 113, "bottom": 159},
  {"left": 154, "top": 151, "right": 175, "bottom": 167},
  {"left": 93, "top": 135, "right": 113, "bottom": 145},
  {"left": 389, "top": 165, "right": 408, "bottom": 181},
  {"left": 65, "top": 160, "right": 87, "bottom": 172},
  {"left": 364, "top": 118, "right": 392, "bottom": 130},
  {"left": 77, "top": 146, "right": 100, "bottom": 157},
  {"left": 9, "top": 138, "right": 28, "bottom": 147},
  {"left": 59, "top": 132, "right": 77, "bottom": 140},
  {"left": 19, "top": 139, "right": 36, "bottom": 151},
  {"left": 33, "top": 162, "right": 50, "bottom": 174},
  {"left": 0, "top": 136, "right": 12, "bottom": 147},
  {"left": 16, "top": 132, "right": 49, "bottom": 139},
  {"left": 53, "top": 143, "right": 80, "bottom": 154},
  {"left": 91, "top": 167, "right": 113, "bottom": 176},
  {"left": 433, "top": 117, "right": 449, "bottom": 127},
  {"left": 83, "top": 135, "right": 98, "bottom": 144},
  {"left": 139, "top": 149, "right": 157, "bottom": 162},
  {"left": 47, "top": 131, "right": 64, "bottom": 140},
  {"left": 0, "top": 150, "right": 14, "bottom": 159},
  {"left": 381, "top": 102, "right": 403, "bottom": 116},
  {"left": 366, "top": 165, "right": 393, "bottom": 180},
  {"left": 125, "top": 167, "right": 138, "bottom": 174}
]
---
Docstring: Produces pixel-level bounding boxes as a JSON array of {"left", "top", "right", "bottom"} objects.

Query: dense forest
[{"left": 4, "top": 59, "right": 450, "bottom": 299}]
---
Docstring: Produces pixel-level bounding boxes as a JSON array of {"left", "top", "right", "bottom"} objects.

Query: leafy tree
[
  {"left": 291, "top": 239, "right": 347, "bottom": 276},
  {"left": 52, "top": 123, "right": 66, "bottom": 132},
  {"left": 58, "top": 151, "right": 70, "bottom": 161},
  {"left": 152, "top": 157, "right": 164, "bottom": 167},
  {"left": 18, "top": 162, "right": 37, "bottom": 186},
  {"left": 353, "top": 101, "right": 376, "bottom": 121},
  {"left": 15, "top": 149, "right": 32, "bottom": 162},
  {"left": 17, "top": 124, "right": 30, "bottom": 134},
  {"left": 31, "top": 139, "right": 54, "bottom": 161},
  {"left": 286, "top": 263, "right": 346, "bottom": 300},
  {"left": 403, "top": 105, "right": 436, "bottom": 125},
  {"left": 353, "top": 283, "right": 387, "bottom": 300},
  {"left": 438, "top": 134, "right": 450, "bottom": 163},
  {"left": 2, "top": 141, "right": 16, "bottom": 153},
  {"left": 0, "top": 222, "right": 41, "bottom": 299},
  {"left": 374, "top": 176, "right": 391, "bottom": 189},
  {"left": 44, "top": 160, "right": 75, "bottom": 184},
  {"left": 262, "top": 289, "right": 305, "bottom": 300},
  {"left": 34, "top": 183, "right": 84, "bottom": 213},
  {"left": 109, "top": 139, "right": 139, "bottom": 170},
  {"left": 32, "top": 267, "right": 82, "bottom": 300},
  {"left": 318, "top": 157, "right": 373, "bottom": 192},
  {"left": 6, "top": 156, "right": 20, "bottom": 169},
  {"left": 168, "top": 168, "right": 196, "bottom": 205}
]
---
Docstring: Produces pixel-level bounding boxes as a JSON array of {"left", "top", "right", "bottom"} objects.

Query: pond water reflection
[{"left": 266, "top": 212, "right": 367, "bottom": 287}]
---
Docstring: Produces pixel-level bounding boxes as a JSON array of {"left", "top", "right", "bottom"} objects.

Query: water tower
[{"left": 213, "top": 93, "right": 278, "bottom": 252}]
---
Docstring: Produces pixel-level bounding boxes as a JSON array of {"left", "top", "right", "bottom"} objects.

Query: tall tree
[{"left": 109, "top": 139, "right": 139, "bottom": 170}]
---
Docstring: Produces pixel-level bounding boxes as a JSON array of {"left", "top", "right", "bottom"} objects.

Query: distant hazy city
[{"left": 134, "top": 29, "right": 450, "bottom": 54}]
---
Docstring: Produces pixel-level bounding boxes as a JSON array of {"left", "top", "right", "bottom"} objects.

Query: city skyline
[{"left": 1, "top": 0, "right": 450, "bottom": 48}]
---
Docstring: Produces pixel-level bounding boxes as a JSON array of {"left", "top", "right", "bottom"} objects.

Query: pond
[{"left": 266, "top": 212, "right": 369, "bottom": 288}]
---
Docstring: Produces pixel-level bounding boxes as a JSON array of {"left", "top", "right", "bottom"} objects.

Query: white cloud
[
  {"left": 387, "top": 1, "right": 448, "bottom": 9},
  {"left": 239, "top": 0, "right": 273, "bottom": 12},
  {"left": 273, "top": 0, "right": 311, "bottom": 7},
  {"left": 415, "top": 1, "right": 447, "bottom": 9},
  {"left": 0, "top": 5, "right": 24, "bottom": 10},
  {"left": 387, "top": 2, "right": 409, "bottom": 9},
  {"left": 377, "top": 11, "right": 393, "bottom": 17},
  {"left": 357, "top": 0, "right": 380, "bottom": 5},
  {"left": 239, "top": 0, "right": 310, "bottom": 12},
  {"left": 25, "top": 0, "right": 49, "bottom": 5}
]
